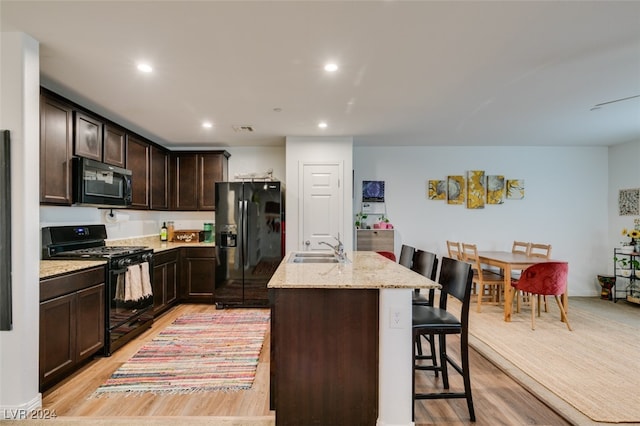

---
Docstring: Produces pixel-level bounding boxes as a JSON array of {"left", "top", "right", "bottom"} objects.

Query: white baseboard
[{"left": 1, "top": 393, "right": 42, "bottom": 420}]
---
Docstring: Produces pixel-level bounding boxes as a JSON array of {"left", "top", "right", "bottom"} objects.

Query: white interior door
[{"left": 300, "top": 162, "right": 343, "bottom": 251}]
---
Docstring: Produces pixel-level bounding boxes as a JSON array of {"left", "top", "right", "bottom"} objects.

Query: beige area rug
[{"left": 464, "top": 298, "right": 640, "bottom": 424}]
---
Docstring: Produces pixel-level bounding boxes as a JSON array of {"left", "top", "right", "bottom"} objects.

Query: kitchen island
[{"left": 268, "top": 251, "right": 439, "bottom": 426}]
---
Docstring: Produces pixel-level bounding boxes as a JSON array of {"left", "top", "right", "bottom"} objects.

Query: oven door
[{"left": 108, "top": 260, "right": 153, "bottom": 331}]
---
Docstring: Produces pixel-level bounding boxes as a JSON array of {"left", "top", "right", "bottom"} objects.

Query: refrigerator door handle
[{"left": 242, "top": 200, "right": 249, "bottom": 267}]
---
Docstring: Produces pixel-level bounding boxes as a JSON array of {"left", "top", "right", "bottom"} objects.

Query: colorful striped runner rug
[{"left": 91, "top": 309, "right": 270, "bottom": 397}]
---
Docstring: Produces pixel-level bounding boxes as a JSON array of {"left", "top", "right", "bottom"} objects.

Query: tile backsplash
[{"left": 40, "top": 205, "right": 214, "bottom": 240}]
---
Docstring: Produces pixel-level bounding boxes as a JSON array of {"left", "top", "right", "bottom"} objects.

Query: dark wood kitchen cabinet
[
  {"left": 198, "top": 152, "right": 228, "bottom": 210},
  {"left": 270, "top": 288, "right": 379, "bottom": 425},
  {"left": 152, "top": 249, "right": 179, "bottom": 316},
  {"left": 170, "top": 151, "right": 229, "bottom": 210},
  {"left": 103, "top": 123, "right": 127, "bottom": 168},
  {"left": 40, "top": 93, "right": 73, "bottom": 205},
  {"left": 73, "top": 111, "right": 103, "bottom": 162},
  {"left": 39, "top": 266, "right": 105, "bottom": 391},
  {"left": 150, "top": 145, "right": 169, "bottom": 210},
  {"left": 180, "top": 247, "right": 215, "bottom": 303},
  {"left": 126, "top": 134, "right": 150, "bottom": 209}
]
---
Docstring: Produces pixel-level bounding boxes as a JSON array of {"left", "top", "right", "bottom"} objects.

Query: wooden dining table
[{"left": 477, "top": 251, "right": 568, "bottom": 322}]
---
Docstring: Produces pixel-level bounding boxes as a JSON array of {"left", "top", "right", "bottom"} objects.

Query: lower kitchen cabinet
[
  {"left": 270, "top": 288, "right": 379, "bottom": 425},
  {"left": 152, "top": 249, "right": 179, "bottom": 316},
  {"left": 180, "top": 247, "right": 215, "bottom": 303},
  {"left": 39, "top": 266, "right": 105, "bottom": 391}
]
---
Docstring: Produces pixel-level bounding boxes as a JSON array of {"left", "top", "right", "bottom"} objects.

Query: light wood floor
[{"left": 38, "top": 303, "right": 571, "bottom": 425}]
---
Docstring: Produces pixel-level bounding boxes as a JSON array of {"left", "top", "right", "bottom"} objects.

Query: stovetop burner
[
  {"left": 53, "top": 246, "right": 149, "bottom": 259},
  {"left": 42, "top": 225, "right": 150, "bottom": 260}
]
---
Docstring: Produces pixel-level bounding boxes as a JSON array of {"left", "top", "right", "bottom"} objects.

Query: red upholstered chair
[
  {"left": 511, "top": 262, "right": 571, "bottom": 331},
  {"left": 377, "top": 251, "right": 396, "bottom": 262}
]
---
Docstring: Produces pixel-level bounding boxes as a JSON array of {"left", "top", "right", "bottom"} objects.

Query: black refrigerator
[{"left": 214, "top": 181, "right": 284, "bottom": 307}]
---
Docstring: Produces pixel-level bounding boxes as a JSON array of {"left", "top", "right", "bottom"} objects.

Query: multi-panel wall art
[
  {"left": 427, "top": 171, "right": 524, "bottom": 208},
  {"left": 447, "top": 175, "right": 465, "bottom": 205}
]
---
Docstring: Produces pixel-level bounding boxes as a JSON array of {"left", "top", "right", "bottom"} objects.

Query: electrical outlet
[{"left": 389, "top": 307, "right": 404, "bottom": 329}]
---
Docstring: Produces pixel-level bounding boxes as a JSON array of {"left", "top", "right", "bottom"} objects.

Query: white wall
[
  {"left": 226, "top": 146, "right": 285, "bottom": 183},
  {"left": 355, "top": 145, "right": 609, "bottom": 297},
  {"left": 0, "top": 32, "right": 42, "bottom": 416}
]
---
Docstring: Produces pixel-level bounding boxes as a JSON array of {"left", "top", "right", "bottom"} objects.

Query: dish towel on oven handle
[
  {"left": 118, "top": 263, "right": 153, "bottom": 302},
  {"left": 140, "top": 261, "right": 152, "bottom": 298}
]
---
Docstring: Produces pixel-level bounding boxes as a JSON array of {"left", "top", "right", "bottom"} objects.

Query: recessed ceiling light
[
  {"left": 324, "top": 63, "right": 338, "bottom": 72},
  {"left": 318, "top": 122, "right": 328, "bottom": 129},
  {"left": 137, "top": 63, "right": 153, "bottom": 73},
  {"left": 202, "top": 121, "right": 213, "bottom": 129}
]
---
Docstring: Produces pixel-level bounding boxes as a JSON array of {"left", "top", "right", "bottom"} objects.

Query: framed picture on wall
[
  {"left": 619, "top": 188, "right": 640, "bottom": 215},
  {"left": 447, "top": 175, "right": 465, "bottom": 204}
]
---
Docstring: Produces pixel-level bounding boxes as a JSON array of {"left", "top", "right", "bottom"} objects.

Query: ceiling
[{"left": 2, "top": 1, "right": 640, "bottom": 149}]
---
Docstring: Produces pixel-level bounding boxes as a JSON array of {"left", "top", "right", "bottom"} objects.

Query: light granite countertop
[
  {"left": 40, "top": 238, "right": 215, "bottom": 279},
  {"left": 267, "top": 251, "right": 440, "bottom": 290},
  {"left": 40, "top": 260, "right": 107, "bottom": 279}
]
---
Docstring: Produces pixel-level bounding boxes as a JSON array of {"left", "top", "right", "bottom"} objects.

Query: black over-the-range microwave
[{"left": 73, "top": 157, "right": 132, "bottom": 208}]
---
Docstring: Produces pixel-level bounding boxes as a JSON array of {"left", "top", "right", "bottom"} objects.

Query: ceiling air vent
[{"left": 232, "top": 125, "right": 255, "bottom": 133}]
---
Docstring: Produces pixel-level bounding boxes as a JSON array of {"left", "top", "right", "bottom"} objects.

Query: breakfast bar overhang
[{"left": 268, "top": 251, "right": 439, "bottom": 426}]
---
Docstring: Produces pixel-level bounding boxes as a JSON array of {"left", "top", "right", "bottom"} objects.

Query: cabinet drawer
[
  {"left": 154, "top": 248, "right": 179, "bottom": 265},
  {"left": 356, "top": 230, "right": 394, "bottom": 252},
  {"left": 40, "top": 266, "right": 106, "bottom": 302}
]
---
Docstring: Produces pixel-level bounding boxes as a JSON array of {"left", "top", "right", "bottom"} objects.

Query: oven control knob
[
  {"left": 117, "top": 258, "right": 132, "bottom": 269},
  {"left": 142, "top": 253, "right": 153, "bottom": 262}
]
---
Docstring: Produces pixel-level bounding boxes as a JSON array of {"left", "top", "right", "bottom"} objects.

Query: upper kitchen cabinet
[
  {"left": 40, "top": 92, "right": 73, "bottom": 205},
  {"left": 75, "top": 113, "right": 127, "bottom": 168},
  {"left": 126, "top": 134, "right": 150, "bottom": 209},
  {"left": 103, "top": 124, "right": 127, "bottom": 168},
  {"left": 150, "top": 145, "right": 169, "bottom": 210},
  {"left": 73, "top": 111, "right": 103, "bottom": 162},
  {"left": 198, "top": 152, "right": 229, "bottom": 210},
  {"left": 170, "top": 151, "right": 229, "bottom": 211}
]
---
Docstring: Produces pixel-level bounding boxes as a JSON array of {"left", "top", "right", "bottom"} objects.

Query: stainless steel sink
[
  {"left": 290, "top": 256, "right": 339, "bottom": 263},
  {"left": 293, "top": 252, "right": 335, "bottom": 258}
]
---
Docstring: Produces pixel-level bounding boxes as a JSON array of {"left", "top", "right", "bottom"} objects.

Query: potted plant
[
  {"left": 379, "top": 215, "right": 392, "bottom": 229},
  {"left": 613, "top": 255, "right": 639, "bottom": 277},
  {"left": 355, "top": 212, "right": 368, "bottom": 229}
]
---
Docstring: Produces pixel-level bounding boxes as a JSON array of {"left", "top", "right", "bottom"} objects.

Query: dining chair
[
  {"left": 462, "top": 243, "right": 505, "bottom": 312},
  {"left": 446, "top": 240, "right": 463, "bottom": 260},
  {"left": 412, "top": 256, "right": 475, "bottom": 422},
  {"left": 447, "top": 240, "right": 472, "bottom": 294},
  {"left": 399, "top": 244, "right": 416, "bottom": 269},
  {"left": 517, "top": 243, "right": 552, "bottom": 313},
  {"left": 510, "top": 262, "right": 571, "bottom": 331},
  {"left": 510, "top": 241, "right": 531, "bottom": 309},
  {"left": 512, "top": 240, "right": 530, "bottom": 255}
]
